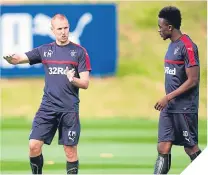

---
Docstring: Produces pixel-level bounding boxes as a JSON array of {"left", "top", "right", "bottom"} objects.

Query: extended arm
[
  {"left": 3, "top": 53, "right": 30, "bottom": 65},
  {"left": 3, "top": 47, "right": 42, "bottom": 65}
]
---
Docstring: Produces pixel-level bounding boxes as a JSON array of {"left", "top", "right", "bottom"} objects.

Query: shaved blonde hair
[{"left": 51, "top": 14, "right": 69, "bottom": 28}]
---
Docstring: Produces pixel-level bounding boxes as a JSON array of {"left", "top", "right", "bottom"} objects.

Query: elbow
[
  {"left": 83, "top": 82, "right": 89, "bottom": 90},
  {"left": 83, "top": 84, "right": 89, "bottom": 90},
  {"left": 191, "top": 78, "right": 199, "bottom": 87}
]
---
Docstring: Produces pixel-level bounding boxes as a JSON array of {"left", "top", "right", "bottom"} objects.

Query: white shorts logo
[
  {"left": 68, "top": 131, "right": 76, "bottom": 142},
  {"left": 183, "top": 131, "right": 190, "bottom": 142}
]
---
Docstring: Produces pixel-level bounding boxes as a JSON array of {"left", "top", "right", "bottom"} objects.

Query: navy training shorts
[
  {"left": 29, "top": 109, "right": 80, "bottom": 146},
  {"left": 158, "top": 111, "right": 198, "bottom": 147}
]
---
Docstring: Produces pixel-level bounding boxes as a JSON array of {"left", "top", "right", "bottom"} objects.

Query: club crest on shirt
[
  {"left": 174, "top": 47, "right": 180, "bottom": 55},
  {"left": 69, "top": 50, "right": 77, "bottom": 57}
]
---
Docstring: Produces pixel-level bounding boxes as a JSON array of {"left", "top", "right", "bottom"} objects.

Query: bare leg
[
  {"left": 64, "top": 145, "right": 79, "bottom": 174},
  {"left": 29, "top": 139, "right": 44, "bottom": 174}
]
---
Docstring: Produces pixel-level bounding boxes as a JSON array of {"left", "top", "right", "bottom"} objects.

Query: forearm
[
  {"left": 4, "top": 53, "right": 29, "bottom": 65},
  {"left": 167, "top": 79, "right": 199, "bottom": 101},
  {"left": 70, "top": 77, "right": 89, "bottom": 89}
]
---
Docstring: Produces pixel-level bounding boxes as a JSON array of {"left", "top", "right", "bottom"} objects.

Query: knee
[
  {"left": 29, "top": 140, "right": 43, "bottom": 156},
  {"left": 157, "top": 142, "right": 172, "bottom": 154},
  {"left": 64, "top": 146, "right": 77, "bottom": 162}
]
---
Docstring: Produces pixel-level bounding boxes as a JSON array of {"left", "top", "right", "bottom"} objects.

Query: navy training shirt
[
  {"left": 164, "top": 34, "right": 200, "bottom": 113},
  {"left": 25, "top": 41, "right": 91, "bottom": 112}
]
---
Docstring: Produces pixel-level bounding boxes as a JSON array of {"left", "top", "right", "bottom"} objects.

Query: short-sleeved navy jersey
[
  {"left": 25, "top": 42, "right": 91, "bottom": 112},
  {"left": 164, "top": 34, "right": 200, "bottom": 113}
]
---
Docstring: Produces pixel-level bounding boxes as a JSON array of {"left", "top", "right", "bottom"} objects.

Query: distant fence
[{"left": 0, "top": 4, "right": 117, "bottom": 77}]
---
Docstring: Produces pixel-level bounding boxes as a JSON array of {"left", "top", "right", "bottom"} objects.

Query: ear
[{"left": 168, "top": 25, "right": 173, "bottom": 31}]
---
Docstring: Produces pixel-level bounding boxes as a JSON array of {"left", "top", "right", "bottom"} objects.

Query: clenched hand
[
  {"left": 66, "top": 67, "right": 75, "bottom": 82},
  {"left": 154, "top": 96, "right": 169, "bottom": 111}
]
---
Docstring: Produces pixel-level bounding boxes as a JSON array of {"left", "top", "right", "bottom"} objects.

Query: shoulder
[
  {"left": 39, "top": 42, "right": 55, "bottom": 49},
  {"left": 33, "top": 42, "right": 55, "bottom": 55},
  {"left": 180, "top": 34, "right": 197, "bottom": 47},
  {"left": 179, "top": 34, "right": 198, "bottom": 52},
  {"left": 70, "top": 42, "right": 88, "bottom": 54}
]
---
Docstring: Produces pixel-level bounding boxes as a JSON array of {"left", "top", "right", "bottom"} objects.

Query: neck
[
  {"left": 56, "top": 40, "right": 70, "bottom": 46},
  {"left": 170, "top": 30, "right": 183, "bottom": 42}
]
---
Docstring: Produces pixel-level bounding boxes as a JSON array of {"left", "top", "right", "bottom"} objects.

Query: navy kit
[
  {"left": 159, "top": 34, "right": 200, "bottom": 146},
  {"left": 26, "top": 41, "right": 91, "bottom": 145}
]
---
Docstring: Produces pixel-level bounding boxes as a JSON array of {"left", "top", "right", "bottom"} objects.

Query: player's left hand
[
  {"left": 66, "top": 67, "right": 75, "bottom": 82},
  {"left": 154, "top": 96, "right": 169, "bottom": 111}
]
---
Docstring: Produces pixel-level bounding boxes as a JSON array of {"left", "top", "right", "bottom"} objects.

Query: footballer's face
[
  {"left": 158, "top": 18, "right": 172, "bottom": 40},
  {"left": 51, "top": 18, "right": 69, "bottom": 44}
]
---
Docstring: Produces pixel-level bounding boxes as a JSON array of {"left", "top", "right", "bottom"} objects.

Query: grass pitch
[{"left": 1, "top": 117, "right": 206, "bottom": 174}]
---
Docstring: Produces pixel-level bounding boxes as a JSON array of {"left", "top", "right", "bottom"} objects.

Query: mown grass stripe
[{"left": 0, "top": 161, "right": 188, "bottom": 171}]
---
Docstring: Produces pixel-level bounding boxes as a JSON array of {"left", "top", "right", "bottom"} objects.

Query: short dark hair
[{"left": 158, "top": 6, "right": 182, "bottom": 30}]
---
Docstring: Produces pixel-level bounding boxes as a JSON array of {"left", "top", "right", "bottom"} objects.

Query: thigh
[
  {"left": 58, "top": 112, "right": 80, "bottom": 146},
  {"left": 158, "top": 111, "right": 174, "bottom": 143},
  {"left": 172, "top": 113, "right": 198, "bottom": 147},
  {"left": 29, "top": 109, "right": 59, "bottom": 145}
]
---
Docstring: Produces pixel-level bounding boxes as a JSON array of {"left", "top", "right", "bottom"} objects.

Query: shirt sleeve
[
  {"left": 78, "top": 48, "right": 92, "bottom": 73},
  {"left": 182, "top": 43, "right": 200, "bottom": 68},
  {"left": 25, "top": 47, "right": 42, "bottom": 65}
]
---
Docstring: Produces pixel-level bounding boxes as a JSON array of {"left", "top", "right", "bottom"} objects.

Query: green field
[
  {"left": 0, "top": 117, "right": 206, "bottom": 174},
  {"left": 1, "top": 1, "right": 207, "bottom": 174}
]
